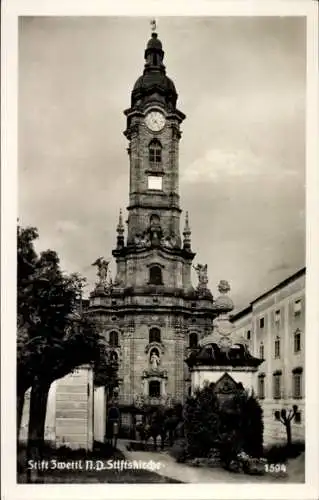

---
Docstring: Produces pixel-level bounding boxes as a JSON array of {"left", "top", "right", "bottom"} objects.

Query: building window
[
  {"left": 259, "top": 317, "right": 265, "bottom": 329},
  {"left": 292, "top": 368, "right": 303, "bottom": 398},
  {"left": 109, "top": 331, "right": 119, "bottom": 347},
  {"left": 294, "top": 299, "right": 302, "bottom": 316},
  {"left": 274, "top": 309, "right": 281, "bottom": 324},
  {"left": 259, "top": 342, "right": 264, "bottom": 359},
  {"left": 149, "top": 265, "right": 163, "bottom": 285},
  {"left": 189, "top": 332, "right": 198, "bottom": 349},
  {"left": 273, "top": 372, "right": 282, "bottom": 399},
  {"left": 294, "top": 329, "right": 301, "bottom": 352},
  {"left": 274, "top": 337, "right": 280, "bottom": 358},
  {"left": 149, "top": 327, "right": 161, "bottom": 344},
  {"left": 294, "top": 411, "right": 302, "bottom": 424},
  {"left": 247, "top": 330, "right": 251, "bottom": 340},
  {"left": 258, "top": 374, "right": 265, "bottom": 399},
  {"left": 148, "top": 176, "right": 162, "bottom": 190},
  {"left": 274, "top": 410, "right": 281, "bottom": 421},
  {"left": 149, "top": 381, "right": 161, "bottom": 398},
  {"left": 149, "top": 139, "right": 162, "bottom": 165}
]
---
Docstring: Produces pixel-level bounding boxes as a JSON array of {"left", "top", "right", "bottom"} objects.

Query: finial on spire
[{"left": 117, "top": 208, "right": 124, "bottom": 234}]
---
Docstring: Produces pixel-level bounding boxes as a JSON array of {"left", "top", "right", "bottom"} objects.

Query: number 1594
[{"left": 265, "top": 463, "right": 287, "bottom": 473}]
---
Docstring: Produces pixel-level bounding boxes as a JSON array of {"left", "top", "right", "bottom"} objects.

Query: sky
[{"left": 18, "top": 16, "right": 306, "bottom": 311}]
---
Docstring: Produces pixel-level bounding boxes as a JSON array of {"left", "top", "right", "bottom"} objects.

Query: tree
[
  {"left": 17, "top": 225, "right": 114, "bottom": 481},
  {"left": 274, "top": 405, "right": 298, "bottom": 448}
]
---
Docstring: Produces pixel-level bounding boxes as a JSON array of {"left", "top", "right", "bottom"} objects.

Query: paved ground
[{"left": 117, "top": 440, "right": 305, "bottom": 483}]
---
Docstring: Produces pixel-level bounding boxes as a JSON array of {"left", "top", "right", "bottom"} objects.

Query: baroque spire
[{"left": 183, "top": 211, "right": 191, "bottom": 251}]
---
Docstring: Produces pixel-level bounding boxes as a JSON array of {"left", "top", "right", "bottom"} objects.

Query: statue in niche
[
  {"left": 193, "top": 263, "right": 208, "bottom": 288},
  {"left": 92, "top": 257, "right": 110, "bottom": 286},
  {"left": 148, "top": 215, "right": 163, "bottom": 246},
  {"left": 150, "top": 351, "right": 160, "bottom": 370}
]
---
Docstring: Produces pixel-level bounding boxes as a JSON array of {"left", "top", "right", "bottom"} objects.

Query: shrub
[
  {"left": 182, "top": 384, "right": 264, "bottom": 464},
  {"left": 183, "top": 386, "right": 221, "bottom": 458},
  {"left": 118, "top": 424, "right": 131, "bottom": 439},
  {"left": 170, "top": 438, "right": 188, "bottom": 463},
  {"left": 239, "top": 393, "right": 264, "bottom": 457},
  {"left": 264, "top": 441, "right": 305, "bottom": 462}
]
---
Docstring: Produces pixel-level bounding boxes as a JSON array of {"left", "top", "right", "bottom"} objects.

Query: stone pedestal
[
  {"left": 190, "top": 365, "right": 258, "bottom": 395},
  {"left": 55, "top": 365, "right": 94, "bottom": 450},
  {"left": 93, "top": 386, "right": 106, "bottom": 443}
]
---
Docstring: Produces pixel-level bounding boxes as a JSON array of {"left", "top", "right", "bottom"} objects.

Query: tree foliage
[
  {"left": 17, "top": 225, "right": 108, "bottom": 394},
  {"left": 17, "top": 225, "right": 116, "bottom": 462}
]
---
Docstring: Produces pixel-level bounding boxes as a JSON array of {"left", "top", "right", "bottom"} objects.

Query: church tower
[{"left": 89, "top": 26, "right": 216, "bottom": 428}]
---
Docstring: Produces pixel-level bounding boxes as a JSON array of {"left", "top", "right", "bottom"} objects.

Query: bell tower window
[
  {"left": 149, "top": 265, "right": 163, "bottom": 285},
  {"left": 149, "top": 139, "right": 162, "bottom": 165},
  {"left": 149, "top": 328, "right": 161, "bottom": 344}
]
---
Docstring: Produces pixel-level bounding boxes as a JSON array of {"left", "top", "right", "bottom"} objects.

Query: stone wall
[{"left": 19, "top": 366, "right": 94, "bottom": 451}]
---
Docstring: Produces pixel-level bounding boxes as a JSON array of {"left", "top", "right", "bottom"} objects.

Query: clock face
[{"left": 145, "top": 111, "right": 166, "bottom": 132}]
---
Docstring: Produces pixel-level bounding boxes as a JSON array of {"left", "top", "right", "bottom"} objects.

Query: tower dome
[{"left": 130, "top": 31, "right": 178, "bottom": 110}]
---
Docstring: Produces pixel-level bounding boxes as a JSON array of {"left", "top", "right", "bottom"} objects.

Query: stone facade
[
  {"left": 88, "top": 32, "right": 218, "bottom": 426},
  {"left": 231, "top": 268, "right": 305, "bottom": 445}
]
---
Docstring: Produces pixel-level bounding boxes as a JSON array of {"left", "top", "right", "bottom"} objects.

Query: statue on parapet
[
  {"left": 92, "top": 257, "right": 110, "bottom": 287},
  {"left": 193, "top": 263, "right": 208, "bottom": 288}
]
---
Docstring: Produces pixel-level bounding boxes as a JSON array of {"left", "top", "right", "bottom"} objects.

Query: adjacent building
[{"left": 231, "top": 268, "right": 305, "bottom": 445}]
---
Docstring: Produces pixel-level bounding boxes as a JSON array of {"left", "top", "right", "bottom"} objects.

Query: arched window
[
  {"left": 109, "top": 331, "right": 119, "bottom": 347},
  {"left": 149, "top": 139, "right": 162, "bottom": 165},
  {"left": 189, "top": 332, "right": 198, "bottom": 349},
  {"left": 149, "top": 381, "right": 161, "bottom": 398},
  {"left": 149, "top": 328, "right": 161, "bottom": 344},
  {"left": 149, "top": 265, "right": 163, "bottom": 285}
]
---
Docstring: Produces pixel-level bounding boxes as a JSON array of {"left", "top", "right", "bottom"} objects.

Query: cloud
[{"left": 181, "top": 148, "right": 299, "bottom": 184}]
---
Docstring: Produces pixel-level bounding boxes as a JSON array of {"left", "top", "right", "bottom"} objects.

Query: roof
[
  {"left": 251, "top": 267, "right": 305, "bottom": 305},
  {"left": 231, "top": 267, "right": 306, "bottom": 322}
]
